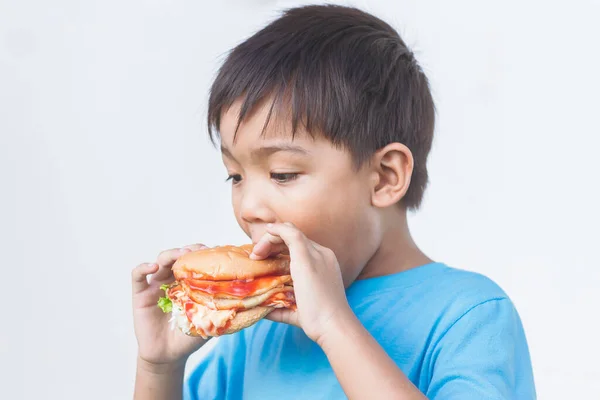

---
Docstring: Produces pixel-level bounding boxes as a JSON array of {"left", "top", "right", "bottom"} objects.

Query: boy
[{"left": 132, "top": 5, "right": 536, "bottom": 399}]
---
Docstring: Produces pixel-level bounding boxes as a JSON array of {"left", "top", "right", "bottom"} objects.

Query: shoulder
[
  {"left": 380, "top": 263, "right": 520, "bottom": 336},
  {"left": 418, "top": 265, "right": 529, "bottom": 346},
  {"left": 429, "top": 264, "right": 515, "bottom": 323},
  {"left": 435, "top": 265, "right": 509, "bottom": 304},
  {"left": 350, "top": 262, "right": 514, "bottom": 324},
  {"left": 349, "top": 263, "right": 520, "bottom": 341}
]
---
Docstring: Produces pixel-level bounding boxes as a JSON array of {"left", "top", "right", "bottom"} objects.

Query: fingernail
[
  {"left": 180, "top": 248, "right": 191, "bottom": 253},
  {"left": 267, "top": 223, "right": 273, "bottom": 228}
]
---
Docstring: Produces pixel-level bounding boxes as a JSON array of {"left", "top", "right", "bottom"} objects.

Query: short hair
[{"left": 208, "top": 4, "right": 435, "bottom": 209}]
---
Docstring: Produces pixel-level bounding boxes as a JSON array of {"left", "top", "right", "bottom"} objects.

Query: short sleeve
[
  {"left": 183, "top": 333, "right": 243, "bottom": 400},
  {"left": 426, "top": 298, "right": 536, "bottom": 399}
]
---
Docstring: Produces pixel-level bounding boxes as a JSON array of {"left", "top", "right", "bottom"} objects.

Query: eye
[
  {"left": 225, "top": 174, "right": 242, "bottom": 184},
  {"left": 271, "top": 172, "right": 299, "bottom": 183}
]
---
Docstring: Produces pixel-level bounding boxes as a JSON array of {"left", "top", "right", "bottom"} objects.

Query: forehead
[
  {"left": 218, "top": 98, "right": 358, "bottom": 174},
  {"left": 219, "top": 98, "right": 315, "bottom": 149}
]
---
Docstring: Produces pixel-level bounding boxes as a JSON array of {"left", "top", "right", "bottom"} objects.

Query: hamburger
[{"left": 157, "top": 244, "right": 296, "bottom": 338}]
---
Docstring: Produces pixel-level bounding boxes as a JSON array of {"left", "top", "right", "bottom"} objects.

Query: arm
[
  {"left": 134, "top": 357, "right": 186, "bottom": 400},
  {"left": 319, "top": 311, "right": 426, "bottom": 400}
]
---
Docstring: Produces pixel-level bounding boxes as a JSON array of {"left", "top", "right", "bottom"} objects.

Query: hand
[
  {"left": 250, "top": 223, "right": 353, "bottom": 345},
  {"left": 132, "top": 244, "right": 208, "bottom": 368}
]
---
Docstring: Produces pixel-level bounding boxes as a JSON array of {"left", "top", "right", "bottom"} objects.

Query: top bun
[{"left": 172, "top": 244, "right": 291, "bottom": 281}]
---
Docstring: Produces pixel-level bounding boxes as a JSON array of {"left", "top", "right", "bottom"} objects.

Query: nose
[{"left": 238, "top": 184, "right": 276, "bottom": 226}]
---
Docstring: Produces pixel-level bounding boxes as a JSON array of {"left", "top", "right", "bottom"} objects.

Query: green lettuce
[
  {"left": 157, "top": 283, "right": 173, "bottom": 313},
  {"left": 160, "top": 284, "right": 170, "bottom": 292},
  {"left": 157, "top": 296, "right": 172, "bottom": 313}
]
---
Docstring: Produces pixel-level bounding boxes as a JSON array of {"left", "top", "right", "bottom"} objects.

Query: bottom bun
[
  {"left": 187, "top": 306, "right": 273, "bottom": 337},
  {"left": 223, "top": 306, "right": 273, "bottom": 335}
]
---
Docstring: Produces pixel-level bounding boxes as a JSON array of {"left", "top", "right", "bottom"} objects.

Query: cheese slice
[
  {"left": 185, "top": 301, "right": 235, "bottom": 338},
  {"left": 184, "top": 283, "right": 294, "bottom": 310},
  {"left": 168, "top": 284, "right": 235, "bottom": 338},
  {"left": 262, "top": 290, "right": 296, "bottom": 309},
  {"left": 184, "top": 275, "right": 292, "bottom": 298}
]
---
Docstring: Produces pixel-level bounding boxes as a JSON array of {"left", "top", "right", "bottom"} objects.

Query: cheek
[
  {"left": 281, "top": 183, "right": 374, "bottom": 265},
  {"left": 231, "top": 189, "right": 241, "bottom": 212},
  {"left": 230, "top": 189, "right": 247, "bottom": 232}
]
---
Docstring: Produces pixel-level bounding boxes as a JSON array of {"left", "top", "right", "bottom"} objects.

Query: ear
[{"left": 369, "top": 143, "right": 414, "bottom": 208}]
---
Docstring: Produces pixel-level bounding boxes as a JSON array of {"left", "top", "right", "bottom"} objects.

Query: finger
[
  {"left": 265, "top": 223, "right": 312, "bottom": 262},
  {"left": 152, "top": 245, "right": 199, "bottom": 281},
  {"left": 282, "top": 223, "right": 330, "bottom": 258},
  {"left": 132, "top": 263, "right": 159, "bottom": 294},
  {"left": 182, "top": 243, "right": 208, "bottom": 252},
  {"left": 156, "top": 247, "right": 188, "bottom": 266},
  {"left": 250, "top": 233, "right": 287, "bottom": 260},
  {"left": 156, "top": 243, "right": 207, "bottom": 265},
  {"left": 310, "top": 242, "right": 336, "bottom": 262},
  {"left": 265, "top": 308, "right": 300, "bottom": 328},
  {"left": 150, "top": 248, "right": 183, "bottom": 281}
]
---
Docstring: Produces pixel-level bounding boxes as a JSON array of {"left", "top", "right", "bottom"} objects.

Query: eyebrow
[{"left": 220, "top": 144, "right": 310, "bottom": 161}]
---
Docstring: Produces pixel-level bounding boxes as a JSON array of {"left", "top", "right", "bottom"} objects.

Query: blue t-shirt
[{"left": 184, "top": 263, "right": 536, "bottom": 399}]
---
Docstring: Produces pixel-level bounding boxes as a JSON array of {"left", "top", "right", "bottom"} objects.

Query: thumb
[{"left": 266, "top": 308, "right": 300, "bottom": 328}]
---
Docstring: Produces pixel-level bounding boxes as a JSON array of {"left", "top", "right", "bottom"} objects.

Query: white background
[{"left": 2, "top": 0, "right": 599, "bottom": 398}]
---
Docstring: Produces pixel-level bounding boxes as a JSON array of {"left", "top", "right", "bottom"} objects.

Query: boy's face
[{"left": 219, "top": 100, "right": 381, "bottom": 284}]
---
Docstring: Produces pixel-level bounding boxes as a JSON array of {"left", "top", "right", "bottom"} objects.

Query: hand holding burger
[{"left": 132, "top": 244, "right": 210, "bottom": 368}]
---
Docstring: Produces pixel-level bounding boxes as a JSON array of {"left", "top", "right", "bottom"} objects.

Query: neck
[{"left": 357, "top": 206, "right": 432, "bottom": 280}]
